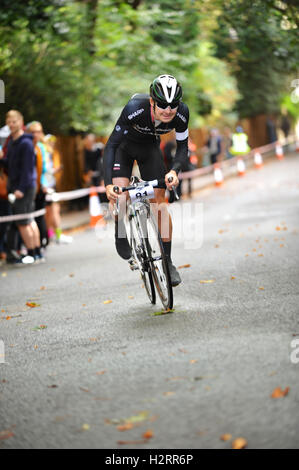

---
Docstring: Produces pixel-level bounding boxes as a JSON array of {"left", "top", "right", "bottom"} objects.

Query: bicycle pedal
[{"left": 128, "top": 257, "right": 138, "bottom": 271}]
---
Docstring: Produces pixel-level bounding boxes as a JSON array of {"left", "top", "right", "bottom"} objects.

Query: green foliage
[
  {"left": 0, "top": 0, "right": 206, "bottom": 134},
  {"left": 1, "top": 0, "right": 296, "bottom": 133},
  {"left": 212, "top": 0, "right": 299, "bottom": 118}
]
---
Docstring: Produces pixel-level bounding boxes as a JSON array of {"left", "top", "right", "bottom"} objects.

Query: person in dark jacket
[{"left": 0, "top": 110, "right": 43, "bottom": 264}]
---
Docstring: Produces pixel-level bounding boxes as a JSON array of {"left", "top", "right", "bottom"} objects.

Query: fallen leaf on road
[
  {"left": 163, "top": 391, "right": 175, "bottom": 397},
  {"left": 200, "top": 280, "right": 215, "bottom": 284},
  {"left": 82, "top": 424, "right": 90, "bottom": 431},
  {"left": 271, "top": 386, "right": 290, "bottom": 398},
  {"left": 125, "top": 411, "right": 149, "bottom": 424},
  {"left": 178, "top": 264, "right": 191, "bottom": 269},
  {"left": 259, "top": 287, "right": 265, "bottom": 290},
  {"left": 117, "top": 439, "right": 147, "bottom": 445},
  {"left": 231, "top": 276, "right": 236, "bottom": 280},
  {"left": 220, "top": 434, "right": 232, "bottom": 441},
  {"left": 26, "top": 302, "right": 40, "bottom": 308},
  {"left": 117, "top": 423, "right": 134, "bottom": 431},
  {"left": 40, "top": 286, "right": 46, "bottom": 290},
  {"left": 103, "top": 300, "right": 112, "bottom": 304},
  {"left": 152, "top": 308, "right": 174, "bottom": 316},
  {"left": 1, "top": 272, "right": 7, "bottom": 277},
  {"left": 232, "top": 437, "right": 247, "bottom": 449},
  {"left": 143, "top": 430, "right": 154, "bottom": 439},
  {"left": 32, "top": 325, "right": 47, "bottom": 330},
  {"left": 96, "top": 370, "right": 107, "bottom": 375},
  {"left": 190, "top": 359, "right": 198, "bottom": 364},
  {"left": 0, "top": 430, "right": 14, "bottom": 441},
  {"left": 276, "top": 226, "right": 281, "bottom": 231}
]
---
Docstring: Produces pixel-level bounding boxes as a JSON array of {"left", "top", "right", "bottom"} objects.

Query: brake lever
[
  {"left": 113, "top": 185, "right": 120, "bottom": 215},
  {"left": 167, "top": 176, "right": 180, "bottom": 201}
]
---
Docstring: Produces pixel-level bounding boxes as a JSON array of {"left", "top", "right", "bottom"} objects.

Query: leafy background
[{"left": 0, "top": 0, "right": 298, "bottom": 135}]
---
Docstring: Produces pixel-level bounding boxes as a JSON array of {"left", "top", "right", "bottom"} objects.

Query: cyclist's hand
[
  {"left": 165, "top": 170, "right": 179, "bottom": 190},
  {"left": 106, "top": 184, "right": 121, "bottom": 202}
]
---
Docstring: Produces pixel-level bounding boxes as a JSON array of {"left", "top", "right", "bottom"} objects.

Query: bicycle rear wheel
[
  {"left": 143, "top": 211, "right": 173, "bottom": 310},
  {"left": 129, "top": 214, "right": 156, "bottom": 305}
]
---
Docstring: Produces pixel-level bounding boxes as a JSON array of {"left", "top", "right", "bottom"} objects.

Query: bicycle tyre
[
  {"left": 142, "top": 210, "right": 173, "bottom": 310},
  {"left": 129, "top": 213, "right": 156, "bottom": 305}
]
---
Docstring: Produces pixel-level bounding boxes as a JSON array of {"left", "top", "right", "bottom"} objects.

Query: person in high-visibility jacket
[{"left": 230, "top": 126, "right": 250, "bottom": 156}]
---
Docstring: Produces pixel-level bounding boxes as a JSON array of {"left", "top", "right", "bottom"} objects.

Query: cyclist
[{"left": 104, "top": 74, "right": 190, "bottom": 287}]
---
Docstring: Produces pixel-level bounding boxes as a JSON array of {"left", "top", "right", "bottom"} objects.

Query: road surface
[{"left": 0, "top": 152, "right": 299, "bottom": 449}]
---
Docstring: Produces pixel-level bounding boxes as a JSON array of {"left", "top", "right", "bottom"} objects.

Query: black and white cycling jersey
[{"left": 103, "top": 93, "right": 189, "bottom": 185}]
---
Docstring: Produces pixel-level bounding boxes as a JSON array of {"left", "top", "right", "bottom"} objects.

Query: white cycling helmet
[{"left": 150, "top": 74, "right": 183, "bottom": 106}]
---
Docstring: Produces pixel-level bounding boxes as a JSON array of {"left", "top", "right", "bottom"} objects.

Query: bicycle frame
[{"left": 114, "top": 176, "right": 175, "bottom": 309}]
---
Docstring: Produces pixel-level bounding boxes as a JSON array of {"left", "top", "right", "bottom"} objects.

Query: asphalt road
[{"left": 0, "top": 152, "right": 299, "bottom": 449}]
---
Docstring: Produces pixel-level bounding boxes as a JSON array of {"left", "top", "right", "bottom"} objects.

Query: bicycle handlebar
[{"left": 113, "top": 176, "right": 179, "bottom": 200}]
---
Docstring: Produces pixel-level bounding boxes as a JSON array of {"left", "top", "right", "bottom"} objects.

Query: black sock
[
  {"left": 115, "top": 218, "right": 127, "bottom": 239},
  {"left": 162, "top": 241, "right": 172, "bottom": 259},
  {"left": 35, "top": 247, "right": 41, "bottom": 257},
  {"left": 28, "top": 249, "right": 35, "bottom": 257}
]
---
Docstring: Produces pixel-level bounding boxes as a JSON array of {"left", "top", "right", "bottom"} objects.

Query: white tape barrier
[
  {"left": 179, "top": 141, "right": 278, "bottom": 180},
  {"left": 0, "top": 208, "right": 46, "bottom": 223},
  {"left": 45, "top": 186, "right": 106, "bottom": 202},
  {"left": 0, "top": 139, "right": 294, "bottom": 224},
  {"left": 0, "top": 186, "right": 106, "bottom": 224}
]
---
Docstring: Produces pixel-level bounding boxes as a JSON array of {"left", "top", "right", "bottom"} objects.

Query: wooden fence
[{"left": 53, "top": 116, "right": 271, "bottom": 193}]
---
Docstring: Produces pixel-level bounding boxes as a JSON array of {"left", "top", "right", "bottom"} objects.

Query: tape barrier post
[
  {"left": 254, "top": 152, "right": 263, "bottom": 169},
  {"left": 89, "top": 186, "right": 105, "bottom": 227},
  {"left": 237, "top": 158, "right": 246, "bottom": 176},
  {"left": 275, "top": 144, "right": 284, "bottom": 160},
  {"left": 213, "top": 163, "right": 224, "bottom": 187}
]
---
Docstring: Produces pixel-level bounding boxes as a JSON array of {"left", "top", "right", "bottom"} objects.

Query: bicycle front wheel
[
  {"left": 129, "top": 214, "right": 156, "bottom": 305},
  {"left": 144, "top": 211, "right": 173, "bottom": 310}
]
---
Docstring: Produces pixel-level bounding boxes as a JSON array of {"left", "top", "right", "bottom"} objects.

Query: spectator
[
  {"left": 266, "top": 116, "right": 278, "bottom": 143},
  {"left": 204, "top": 128, "right": 222, "bottom": 165},
  {"left": 222, "top": 127, "right": 233, "bottom": 159},
  {"left": 83, "top": 133, "right": 108, "bottom": 206},
  {"left": 43, "top": 133, "right": 73, "bottom": 244},
  {"left": 280, "top": 111, "right": 291, "bottom": 141},
  {"left": 83, "top": 134, "right": 104, "bottom": 186},
  {"left": 26, "top": 121, "right": 48, "bottom": 248},
  {"left": 0, "top": 110, "right": 42, "bottom": 264},
  {"left": 229, "top": 126, "right": 251, "bottom": 156},
  {"left": 162, "top": 137, "right": 197, "bottom": 202},
  {"left": 0, "top": 149, "right": 10, "bottom": 264}
]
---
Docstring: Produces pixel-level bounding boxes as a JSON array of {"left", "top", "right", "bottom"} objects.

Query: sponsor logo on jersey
[
  {"left": 115, "top": 125, "right": 121, "bottom": 131},
  {"left": 133, "top": 124, "right": 152, "bottom": 133},
  {"left": 128, "top": 108, "right": 144, "bottom": 120},
  {"left": 177, "top": 112, "right": 187, "bottom": 124}
]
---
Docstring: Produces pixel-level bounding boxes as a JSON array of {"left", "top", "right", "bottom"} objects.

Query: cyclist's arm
[
  {"left": 103, "top": 108, "right": 130, "bottom": 187},
  {"left": 171, "top": 105, "right": 190, "bottom": 175}
]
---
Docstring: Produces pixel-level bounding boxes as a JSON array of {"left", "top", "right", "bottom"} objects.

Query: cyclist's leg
[{"left": 111, "top": 143, "right": 135, "bottom": 259}]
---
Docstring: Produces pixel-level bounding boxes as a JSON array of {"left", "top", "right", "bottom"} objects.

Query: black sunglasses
[{"left": 155, "top": 100, "right": 179, "bottom": 110}]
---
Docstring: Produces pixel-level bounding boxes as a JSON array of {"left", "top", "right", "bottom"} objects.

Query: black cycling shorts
[{"left": 111, "top": 140, "right": 167, "bottom": 188}]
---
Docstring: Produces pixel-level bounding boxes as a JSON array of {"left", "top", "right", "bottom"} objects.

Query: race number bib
[{"left": 129, "top": 185, "right": 155, "bottom": 203}]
